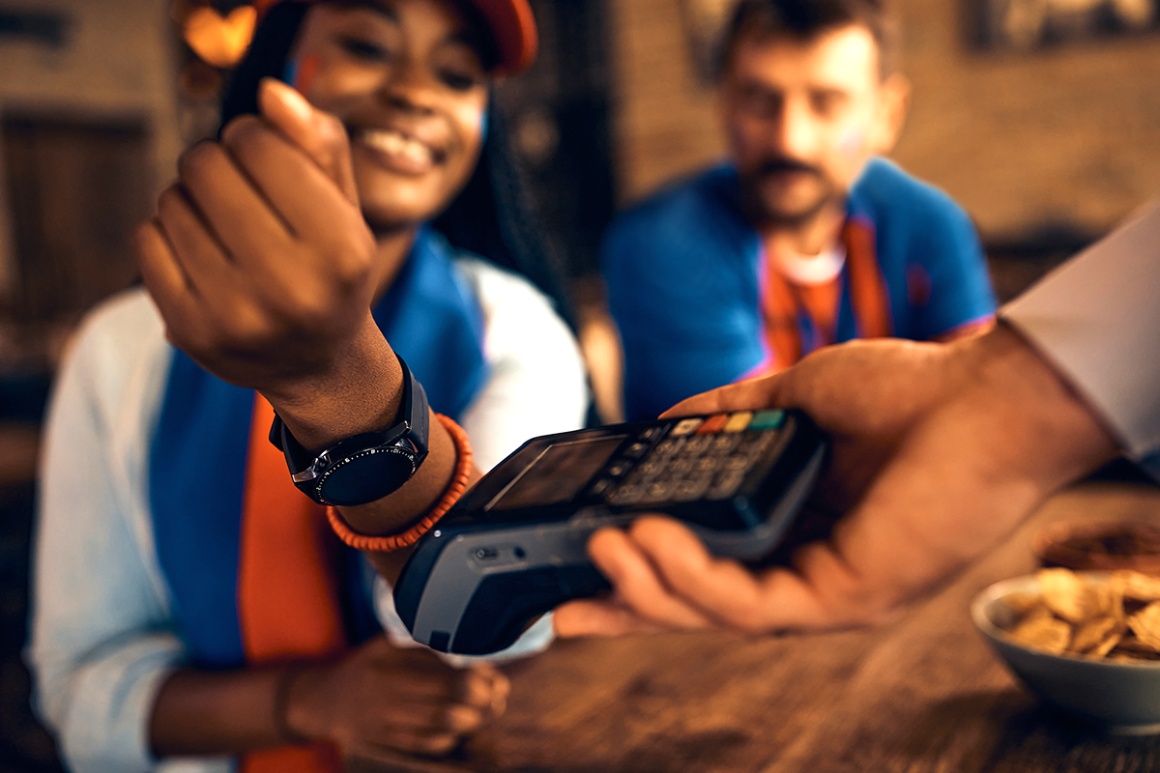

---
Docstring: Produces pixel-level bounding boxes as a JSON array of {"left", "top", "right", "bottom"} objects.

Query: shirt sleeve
[
  {"left": 453, "top": 257, "right": 590, "bottom": 471},
  {"left": 602, "top": 193, "right": 764, "bottom": 421},
  {"left": 904, "top": 186, "right": 997, "bottom": 339},
  {"left": 602, "top": 210, "right": 662, "bottom": 422},
  {"left": 26, "top": 295, "right": 186, "bottom": 772},
  {"left": 1000, "top": 200, "right": 1160, "bottom": 466}
]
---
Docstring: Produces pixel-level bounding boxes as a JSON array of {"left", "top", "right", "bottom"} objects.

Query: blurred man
[{"left": 602, "top": 0, "right": 996, "bottom": 421}]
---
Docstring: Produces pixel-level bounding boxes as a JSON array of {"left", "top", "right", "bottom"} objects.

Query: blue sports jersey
[{"left": 602, "top": 158, "right": 997, "bottom": 421}]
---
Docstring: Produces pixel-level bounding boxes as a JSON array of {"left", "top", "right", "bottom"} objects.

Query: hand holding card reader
[{"left": 393, "top": 409, "right": 826, "bottom": 655}]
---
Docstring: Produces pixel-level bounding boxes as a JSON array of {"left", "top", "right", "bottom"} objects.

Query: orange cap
[{"left": 253, "top": 0, "right": 537, "bottom": 75}]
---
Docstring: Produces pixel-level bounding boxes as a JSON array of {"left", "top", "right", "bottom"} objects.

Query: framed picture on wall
[{"left": 974, "top": 0, "right": 1158, "bottom": 49}]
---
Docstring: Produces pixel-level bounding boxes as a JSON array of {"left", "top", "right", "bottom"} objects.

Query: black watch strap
[{"left": 269, "top": 355, "right": 431, "bottom": 506}]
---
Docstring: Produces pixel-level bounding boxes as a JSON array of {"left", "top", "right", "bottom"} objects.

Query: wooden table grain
[{"left": 354, "top": 481, "right": 1160, "bottom": 773}]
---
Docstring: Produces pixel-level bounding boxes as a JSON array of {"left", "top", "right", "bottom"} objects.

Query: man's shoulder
[
  {"left": 850, "top": 158, "right": 985, "bottom": 270},
  {"left": 852, "top": 158, "right": 969, "bottom": 224},
  {"left": 619, "top": 164, "right": 739, "bottom": 222},
  {"left": 605, "top": 164, "right": 746, "bottom": 249}
]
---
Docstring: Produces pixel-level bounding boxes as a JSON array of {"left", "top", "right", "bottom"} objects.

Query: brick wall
[
  {"left": 0, "top": 0, "right": 181, "bottom": 172},
  {"left": 0, "top": 0, "right": 182, "bottom": 368}
]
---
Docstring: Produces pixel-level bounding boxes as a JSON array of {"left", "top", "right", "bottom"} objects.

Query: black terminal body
[{"left": 394, "top": 409, "right": 826, "bottom": 655}]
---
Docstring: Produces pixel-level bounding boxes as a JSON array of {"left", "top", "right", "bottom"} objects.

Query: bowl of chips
[{"left": 972, "top": 568, "right": 1160, "bottom": 734}]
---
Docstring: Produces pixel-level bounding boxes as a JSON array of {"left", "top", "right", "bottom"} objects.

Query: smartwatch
[{"left": 269, "top": 355, "right": 430, "bottom": 507}]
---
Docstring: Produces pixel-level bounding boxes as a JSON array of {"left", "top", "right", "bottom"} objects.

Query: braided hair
[{"left": 218, "top": 1, "right": 578, "bottom": 331}]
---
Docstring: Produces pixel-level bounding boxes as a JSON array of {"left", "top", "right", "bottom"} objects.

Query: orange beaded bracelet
[{"left": 324, "top": 414, "right": 473, "bottom": 552}]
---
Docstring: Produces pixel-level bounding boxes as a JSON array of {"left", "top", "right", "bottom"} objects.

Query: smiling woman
[
  {"left": 290, "top": 1, "right": 491, "bottom": 230},
  {"left": 27, "top": 1, "right": 591, "bottom": 771},
  {"left": 221, "top": 0, "right": 569, "bottom": 322}
]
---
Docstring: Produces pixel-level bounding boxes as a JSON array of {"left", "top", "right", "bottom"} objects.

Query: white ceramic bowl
[{"left": 971, "top": 572, "right": 1160, "bottom": 734}]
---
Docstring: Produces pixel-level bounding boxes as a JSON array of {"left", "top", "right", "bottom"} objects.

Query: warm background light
[{"left": 182, "top": 4, "right": 256, "bottom": 68}]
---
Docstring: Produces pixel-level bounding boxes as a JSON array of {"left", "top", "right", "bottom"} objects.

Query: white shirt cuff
[{"left": 1000, "top": 200, "right": 1160, "bottom": 460}]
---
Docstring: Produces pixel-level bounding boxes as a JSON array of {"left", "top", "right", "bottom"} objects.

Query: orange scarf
[
  {"left": 238, "top": 395, "right": 344, "bottom": 772},
  {"left": 758, "top": 218, "right": 891, "bottom": 372}
]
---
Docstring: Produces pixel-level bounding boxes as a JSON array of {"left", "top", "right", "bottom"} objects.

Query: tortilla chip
[
  {"left": 995, "top": 569, "right": 1160, "bottom": 661},
  {"left": 1127, "top": 603, "right": 1160, "bottom": 650}
]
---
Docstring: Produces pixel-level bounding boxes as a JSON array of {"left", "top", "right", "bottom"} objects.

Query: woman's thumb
[{"left": 256, "top": 77, "right": 360, "bottom": 205}]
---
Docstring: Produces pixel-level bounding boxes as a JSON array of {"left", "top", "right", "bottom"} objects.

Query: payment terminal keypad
[{"left": 595, "top": 410, "right": 786, "bottom": 507}]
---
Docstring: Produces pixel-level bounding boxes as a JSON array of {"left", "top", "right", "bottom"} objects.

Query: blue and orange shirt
[{"left": 602, "top": 158, "right": 997, "bottom": 421}]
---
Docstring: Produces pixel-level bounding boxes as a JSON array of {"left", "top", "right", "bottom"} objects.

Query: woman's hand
[
  {"left": 286, "top": 636, "right": 509, "bottom": 759},
  {"left": 136, "top": 79, "right": 383, "bottom": 408}
]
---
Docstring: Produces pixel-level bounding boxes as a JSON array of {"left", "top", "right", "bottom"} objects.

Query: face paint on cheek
[
  {"left": 283, "top": 53, "right": 321, "bottom": 98},
  {"left": 837, "top": 127, "right": 867, "bottom": 157}
]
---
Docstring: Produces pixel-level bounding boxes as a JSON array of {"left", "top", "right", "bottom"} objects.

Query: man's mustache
[{"left": 755, "top": 157, "right": 824, "bottom": 179}]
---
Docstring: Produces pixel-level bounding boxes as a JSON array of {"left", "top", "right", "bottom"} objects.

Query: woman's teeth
[{"left": 360, "top": 129, "right": 435, "bottom": 166}]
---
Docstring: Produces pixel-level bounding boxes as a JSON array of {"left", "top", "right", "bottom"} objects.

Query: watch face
[
  {"left": 318, "top": 445, "right": 424, "bottom": 507},
  {"left": 275, "top": 354, "right": 430, "bottom": 506}
]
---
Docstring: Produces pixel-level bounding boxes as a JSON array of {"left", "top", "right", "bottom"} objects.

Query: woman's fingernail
[{"left": 260, "top": 77, "right": 312, "bottom": 123}]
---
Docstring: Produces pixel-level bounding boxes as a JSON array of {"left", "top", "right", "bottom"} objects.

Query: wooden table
[{"left": 358, "top": 481, "right": 1160, "bottom": 773}]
